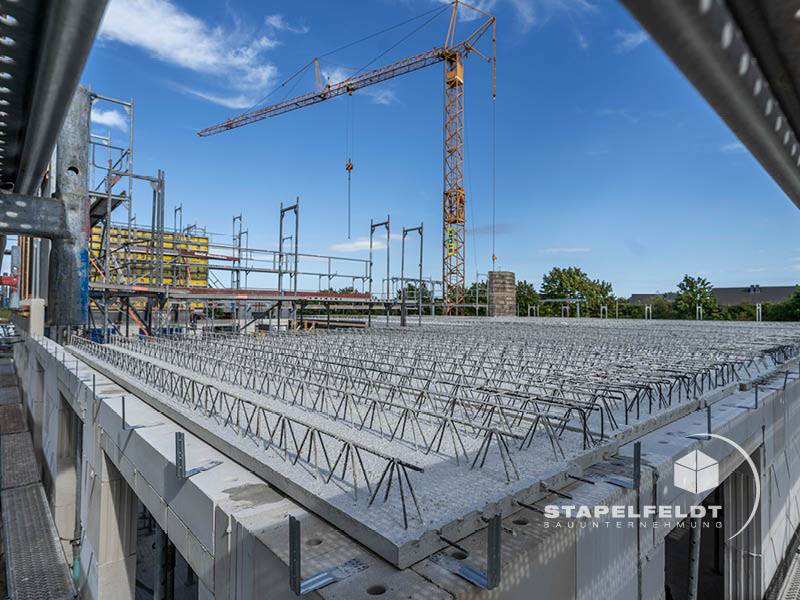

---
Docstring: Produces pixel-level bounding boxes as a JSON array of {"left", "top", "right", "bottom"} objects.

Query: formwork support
[
  {"left": 369, "top": 216, "right": 390, "bottom": 327},
  {"left": 400, "top": 223, "right": 423, "bottom": 327}
]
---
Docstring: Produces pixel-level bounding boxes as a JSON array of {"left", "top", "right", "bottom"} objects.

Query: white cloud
[
  {"left": 332, "top": 233, "right": 401, "bottom": 253},
  {"left": 321, "top": 66, "right": 350, "bottom": 86},
  {"left": 436, "top": 0, "right": 595, "bottom": 34},
  {"left": 91, "top": 108, "right": 128, "bottom": 131},
  {"left": 363, "top": 88, "right": 398, "bottom": 105},
  {"left": 595, "top": 108, "right": 638, "bottom": 123},
  {"left": 322, "top": 66, "right": 398, "bottom": 105},
  {"left": 614, "top": 29, "right": 648, "bottom": 53},
  {"left": 179, "top": 88, "right": 254, "bottom": 110},
  {"left": 540, "top": 247, "right": 591, "bottom": 253},
  {"left": 99, "top": 0, "right": 279, "bottom": 108},
  {"left": 266, "top": 14, "right": 309, "bottom": 34},
  {"left": 332, "top": 238, "right": 374, "bottom": 252},
  {"left": 721, "top": 141, "right": 746, "bottom": 153}
]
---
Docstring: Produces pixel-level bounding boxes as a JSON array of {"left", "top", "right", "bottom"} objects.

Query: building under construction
[{"left": 6, "top": 2, "right": 800, "bottom": 600}]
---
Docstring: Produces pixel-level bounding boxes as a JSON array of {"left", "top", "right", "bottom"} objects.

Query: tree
[
  {"left": 540, "top": 267, "right": 613, "bottom": 317},
  {"left": 647, "top": 294, "right": 678, "bottom": 320},
  {"left": 674, "top": 275, "right": 720, "bottom": 319},
  {"left": 763, "top": 286, "right": 800, "bottom": 321},
  {"left": 516, "top": 280, "right": 539, "bottom": 316}
]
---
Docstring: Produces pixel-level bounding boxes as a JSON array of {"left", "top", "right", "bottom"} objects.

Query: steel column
[{"left": 48, "top": 85, "right": 89, "bottom": 326}]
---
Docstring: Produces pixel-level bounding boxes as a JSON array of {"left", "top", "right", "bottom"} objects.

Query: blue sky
[{"left": 81, "top": 0, "right": 800, "bottom": 297}]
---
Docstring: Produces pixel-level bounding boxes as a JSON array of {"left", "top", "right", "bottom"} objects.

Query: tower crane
[{"left": 198, "top": 1, "right": 496, "bottom": 315}]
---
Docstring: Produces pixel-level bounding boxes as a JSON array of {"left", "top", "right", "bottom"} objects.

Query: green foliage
[
  {"left": 674, "top": 275, "right": 721, "bottom": 319},
  {"left": 646, "top": 294, "right": 679, "bottom": 320},
  {"left": 516, "top": 280, "right": 539, "bottom": 316},
  {"left": 539, "top": 267, "right": 613, "bottom": 317}
]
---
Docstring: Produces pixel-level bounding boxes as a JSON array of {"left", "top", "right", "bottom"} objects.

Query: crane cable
[
  {"left": 345, "top": 93, "right": 354, "bottom": 239},
  {"left": 491, "top": 93, "right": 496, "bottom": 271},
  {"left": 244, "top": 4, "right": 451, "bottom": 113}
]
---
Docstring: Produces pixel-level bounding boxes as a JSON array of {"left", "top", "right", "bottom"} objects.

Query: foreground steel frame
[{"left": 621, "top": 0, "right": 800, "bottom": 209}]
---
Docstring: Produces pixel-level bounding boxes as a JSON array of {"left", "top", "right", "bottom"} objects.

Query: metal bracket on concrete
[
  {"left": 174, "top": 432, "right": 221, "bottom": 479},
  {"left": 606, "top": 441, "right": 641, "bottom": 489},
  {"left": 120, "top": 395, "right": 162, "bottom": 431},
  {"left": 288, "top": 515, "right": 368, "bottom": 596},
  {"left": 429, "top": 513, "right": 501, "bottom": 590}
]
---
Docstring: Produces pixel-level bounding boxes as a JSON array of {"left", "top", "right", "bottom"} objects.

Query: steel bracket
[
  {"left": 606, "top": 441, "right": 641, "bottom": 489},
  {"left": 120, "top": 395, "right": 163, "bottom": 431},
  {"left": 175, "top": 431, "right": 221, "bottom": 479},
  {"left": 429, "top": 513, "right": 501, "bottom": 590},
  {"left": 289, "top": 515, "right": 368, "bottom": 596}
]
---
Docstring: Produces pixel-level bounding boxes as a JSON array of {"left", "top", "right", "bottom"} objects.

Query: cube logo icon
[{"left": 674, "top": 450, "right": 719, "bottom": 493}]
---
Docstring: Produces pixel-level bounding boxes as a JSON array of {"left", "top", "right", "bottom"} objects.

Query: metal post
[
  {"left": 277, "top": 208, "right": 283, "bottom": 295},
  {"left": 154, "top": 525, "right": 175, "bottom": 600},
  {"left": 369, "top": 217, "right": 390, "bottom": 327},
  {"left": 289, "top": 515, "right": 301, "bottom": 594},
  {"left": 486, "top": 513, "right": 501, "bottom": 590},
  {"left": 175, "top": 432, "right": 186, "bottom": 480},
  {"left": 48, "top": 85, "right": 90, "bottom": 326},
  {"left": 687, "top": 517, "right": 701, "bottom": 600},
  {"left": 368, "top": 218, "right": 373, "bottom": 328},
  {"left": 294, "top": 197, "right": 299, "bottom": 296},
  {"left": 418, "top": 223, "right": 423, "bottom": 327},
  {"left": 386, "top": 215, "right": 390, "bottom": 327},
  {"left": 401, "top": 228, "right": 407, "bottom": 327}
]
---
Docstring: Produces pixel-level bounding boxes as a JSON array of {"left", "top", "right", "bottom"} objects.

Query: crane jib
[{"left": 197, "top": 48, "right": 449, "bottom": 137}]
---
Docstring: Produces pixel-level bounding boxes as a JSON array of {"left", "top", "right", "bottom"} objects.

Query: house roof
[
  {"left": 712, "top": 285, "right": 797, "bottom": 306},
  {"left": 628, "top": 286, "right": 798, "bottom": 306}
]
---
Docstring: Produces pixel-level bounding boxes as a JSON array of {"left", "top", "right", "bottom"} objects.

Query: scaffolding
[{"left": 86, "top": 92, "right": 487, "bottom": 339}]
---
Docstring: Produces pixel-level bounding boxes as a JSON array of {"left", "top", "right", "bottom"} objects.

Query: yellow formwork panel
[{"left": 90, "top": 225, "right": 210, "bottom": 290}]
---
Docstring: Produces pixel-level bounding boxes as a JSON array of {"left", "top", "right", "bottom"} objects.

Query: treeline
[
  {"left": 318, "top": 270, "right": 800, "bottom": 321},
  {"left": 515, "top": 269, "right": 800, "bottom": 321}
]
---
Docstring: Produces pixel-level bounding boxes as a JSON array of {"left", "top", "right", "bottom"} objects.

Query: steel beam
[
  {"left": 0, "top": 194, "right": 66, "bottom": 237},
  {"left": 620, "top": 0, "right": 800, "bottom": 208},
  {"left": 14, "top": 0, "right": 108, "bottom": 195}
]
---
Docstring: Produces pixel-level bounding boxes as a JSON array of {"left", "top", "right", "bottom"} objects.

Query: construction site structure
[{"left": 198, "top": 1, "right": 496, "bottom": 315}]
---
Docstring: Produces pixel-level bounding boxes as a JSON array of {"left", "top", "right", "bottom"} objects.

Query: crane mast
[
  {"left": 198, "top": 2, "right": 495, "bottom": 315},
  {"left": 443, "top": 49, "right": 466, "bottom": 313}
]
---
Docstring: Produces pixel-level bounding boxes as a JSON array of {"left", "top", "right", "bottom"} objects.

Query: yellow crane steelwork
[{"left": 198, "top": 2, "right": 495, "bottom": 314}]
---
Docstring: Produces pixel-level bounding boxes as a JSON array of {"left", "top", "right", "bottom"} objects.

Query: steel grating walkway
[
  {"left": 777, "top": 550, "right": 800, "bottom": 600},
  {"left": 2, "top": 484, "right": 75, "bottom": 600},
  {"left": 0, "top": 356, "right": 75, "bottom": 599},
  {"left": 1, "top": 433, "right": 39, "bottom": 490}
]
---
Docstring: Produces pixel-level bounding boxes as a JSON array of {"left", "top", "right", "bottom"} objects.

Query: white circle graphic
[{"left": 687, "top": 432, "right": 760, "bottom": 540}]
